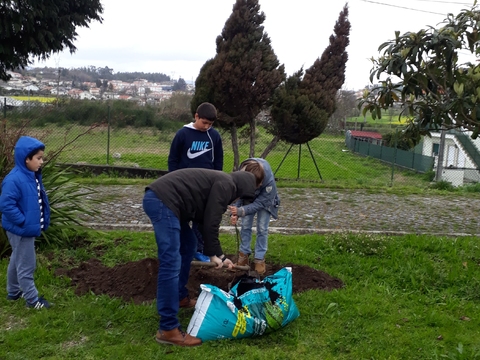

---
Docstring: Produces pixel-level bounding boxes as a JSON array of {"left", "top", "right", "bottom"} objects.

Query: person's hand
[
  {"left": 210, "top": 255, "right": 223, "bottom": 269},
  {"left": 230, "top": 215, "right": 238, "bottom": 225},
  {"left": 223, "top": 258, "right": 234, "bottom": 270},
  {"left": 228, "top": 205, "right": 238, "bottom": 216},
  {"left": 209, "top": 255, "right": 234, "bottom": 270}
]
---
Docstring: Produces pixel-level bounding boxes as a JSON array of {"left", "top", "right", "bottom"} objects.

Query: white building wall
[{"left": 422, "top": 133, "right": 475, "bottom": 169}]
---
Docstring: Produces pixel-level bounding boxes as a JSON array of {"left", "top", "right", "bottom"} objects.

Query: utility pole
[
  {"left": 54, "top": 56, "right": 61, "bottom": 107},
  {"left": 56, "top": 68, "right": 61, "bottom": 107},
  {"left": 435, "top": 129, "right": 446, "bottom": 182}
]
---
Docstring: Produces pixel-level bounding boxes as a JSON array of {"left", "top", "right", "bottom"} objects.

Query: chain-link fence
[
  {"left": 2, "top": 96, "right": 479, "bottom": 188},
  {"left": 345, "top": 132, "right": 434, "bottom": 173}
]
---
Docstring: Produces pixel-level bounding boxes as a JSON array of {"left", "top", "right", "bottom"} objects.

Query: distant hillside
[{"left": 22, "top": 66, "right": 172, "bottom": 84}]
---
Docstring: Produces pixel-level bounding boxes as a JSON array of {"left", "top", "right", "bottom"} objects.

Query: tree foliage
[
  {"left": 383, "top": 131, "right": 416, "bottom": 150},
  {"left": 268, "top": 4, "right": 350, "bottom": 145},
  {"left": 299, "top": 4, "right": 350, "bottom": 116},
  {"left": 191, "top": 59, "right": 216, "bottom": 116},
  {"left": 191, "top": 58, "right": 243, "bottom": 131},
  {"left": 269, "top": 70, "right": 328, "bottom": 144},
  {"left": 212, "top": 0, "right": 284, "bottom": 122},
  {"left": 172, "top": 78, "right": 187, "bottom": 91},
  {"left": 192, "top": 0, "right": 284, "bottom": 163},
  {"left": 191, "top": 58, "right": 243, "bottom": 168},
  {"left": 359, "top": 3, "right": 480, "bottom": 142},
  {"left": 0, "top": 0, "right": 104, "bottom": 81},
  {"left": 330, "top": 89, "right": 359, "bottom": 131}
]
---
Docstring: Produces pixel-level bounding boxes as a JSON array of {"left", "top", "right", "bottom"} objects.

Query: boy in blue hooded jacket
[
  {"left": 0, "top": 136, "right": 52, "bottom": 309},
  {"left": 228, "top": 158, "right": 279, "bottom": 274}
]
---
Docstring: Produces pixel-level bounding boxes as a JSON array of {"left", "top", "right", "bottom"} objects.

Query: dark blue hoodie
[
  {"left": 0, "top": 136, "right": 50, "bottom": 237},
  {"left": 168, "top": 122, "right": 223, "bottom": 171}
]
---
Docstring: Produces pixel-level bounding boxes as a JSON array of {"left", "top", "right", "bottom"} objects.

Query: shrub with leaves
[
  {"left": 36, "top": 161, "right": 98, "bottom": 249},
  {"left": 0, "top": 122, "right": 26, "bottom": 256}
]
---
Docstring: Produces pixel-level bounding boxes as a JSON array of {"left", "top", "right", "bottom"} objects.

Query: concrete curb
[{"left": 83, "top": 223, "right": 479, "bottom": 238}]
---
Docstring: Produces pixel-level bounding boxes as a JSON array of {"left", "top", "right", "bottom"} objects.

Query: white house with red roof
[{"left": 346, "top": 130, "right": 383, "bottom": 145}]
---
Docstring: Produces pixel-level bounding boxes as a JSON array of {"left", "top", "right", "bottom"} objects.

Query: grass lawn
[
  {"left": 347, "top": 109, "right": 409, "bottom": 125},
  {"left": 1, "top": 231, "right": 479, "bottom": 359},
  {"left": 21, "top": 124, "right": 432, "bottom": 189}
]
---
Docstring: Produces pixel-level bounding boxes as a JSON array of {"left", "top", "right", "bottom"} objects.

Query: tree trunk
[
  {"left": 230, "top": 125, "right": 240, "bottom": 171},
  {"left": 260, "top": 135, "right": 280, "bottom": 158},
  {"left": 249, "top": 119, "right": 256, "bottom": 158}
]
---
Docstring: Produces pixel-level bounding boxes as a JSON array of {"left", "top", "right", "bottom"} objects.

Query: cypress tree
[
  {"left": 268, "top": 4, "right": 350, "bottom": 147},
  {"left": 300, "top": 4, "right": 350, "bottom": 119},
  {"left": 269, "top": 69, "right": 328, "bottom": 144},
  {"left": 194, "top": 0, "right": 284, "bottom": 162}
]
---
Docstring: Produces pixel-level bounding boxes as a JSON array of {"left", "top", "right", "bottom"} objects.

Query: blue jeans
[
  {"left": 6, "top": 231, "right": 38, "bottom": 302},
  {"left": 239, "top": 208, "right": 271, "bottom": 260},
  {"left": 142, "top": 190, "right": 197, "bottom": 331}
]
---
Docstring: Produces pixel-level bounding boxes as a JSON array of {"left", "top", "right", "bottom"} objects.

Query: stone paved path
[{"left": 79, "top": 185, "right": 480, "bottom": 236}]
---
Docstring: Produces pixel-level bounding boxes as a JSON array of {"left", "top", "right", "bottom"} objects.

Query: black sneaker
[
  {"left": 27, "top": 296, "right": 52, "bottom": 309},
  {"left": 6, "top": 291, "right": 24, "bottom": 301}
]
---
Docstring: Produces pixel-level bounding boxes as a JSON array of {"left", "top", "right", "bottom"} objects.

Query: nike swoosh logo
[{"left": 187, "top": 148, "right": 212, "bottom": 159}]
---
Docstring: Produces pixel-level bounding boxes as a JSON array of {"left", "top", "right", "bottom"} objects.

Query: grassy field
[
  {"left": 22, "top": 124, "right": 431, "bottom": 189},
  {"left": 1, "top": 230, "right": 479, "bottom": 359},
  {"left": 347, "top": 109, "right": 409, "bottom": 125},
  {"left": 11, "top": 96, "right": 56, "bottom": 103}
]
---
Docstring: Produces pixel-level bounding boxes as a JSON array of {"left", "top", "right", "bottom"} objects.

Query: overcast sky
[{"left": 33, "top": 0, "right": 476, "bottom": 90}]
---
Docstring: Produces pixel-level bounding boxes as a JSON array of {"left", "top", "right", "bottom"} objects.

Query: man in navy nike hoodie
[
  {"left": 168, "top": 102, "right": 224, "bottom": 261},
  {"left": 168, "top": 102, "right": 223, "bottom": 171}
]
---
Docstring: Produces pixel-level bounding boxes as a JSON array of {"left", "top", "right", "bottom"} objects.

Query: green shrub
[
  {"left": 0, "top": 122, "right": 24, "bottom": 257},
  {"left": 458, "top": 182, "right": 480, "bottom": 193},
  {"left": 430, "top": 180, "right": 455, "bottom": 191},
  {"left": 423, "top": 169, "right": 435, "bottom": 182},
  {"left": 37, "top": 162, "right": 99, "bottom": 249}
]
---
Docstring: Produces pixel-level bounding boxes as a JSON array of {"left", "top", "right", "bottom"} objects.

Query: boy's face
[
  {"left": 193, "top": 113, "right": 214, "bottom": 132},
  {"left": 26, "top": 150, "right": 44, "bottom": 172}
]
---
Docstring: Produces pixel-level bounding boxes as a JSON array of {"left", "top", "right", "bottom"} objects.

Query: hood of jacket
[
  {"left": 230, "top": 171, "right": 257, "bottom": 202},
  {"left": 14, "top": 136, "right": 45, "bottom": 173}
]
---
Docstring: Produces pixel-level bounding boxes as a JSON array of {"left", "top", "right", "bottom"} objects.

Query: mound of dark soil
[{"left": 55, "top": 257, "right": 344, "bottom": 304}]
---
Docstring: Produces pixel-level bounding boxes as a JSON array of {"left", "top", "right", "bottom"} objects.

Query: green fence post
[
  {"left": 107, "top": 104, "right": 111, "bottom": 165},
  {"left": 297, "top": 144, "right": 302, "bottom": 180},
  {"left": 391, "top": 128, "right": 398, "bottom": 186}
]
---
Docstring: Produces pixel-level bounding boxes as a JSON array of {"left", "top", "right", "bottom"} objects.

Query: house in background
[
  {"left": 78, "top": 91, "right": 96, "bottom": 100},
  {"left": 24, "top": 84, "right": 40, "bottom": 92},
  {"left": 422, "top": 130, "right": 480, "bottom": 186},
  {"left": 345, "top": 130, "right": 383, "bottom": 145}
]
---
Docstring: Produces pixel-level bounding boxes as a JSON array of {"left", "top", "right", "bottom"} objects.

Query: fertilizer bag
[{"left": 187, "top": 267, "right": 300, "bottom": 342}]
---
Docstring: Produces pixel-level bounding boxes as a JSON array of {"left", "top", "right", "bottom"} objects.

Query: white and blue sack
[{"left": 186, "top": 267, "right": 300, "bottom": 342}]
